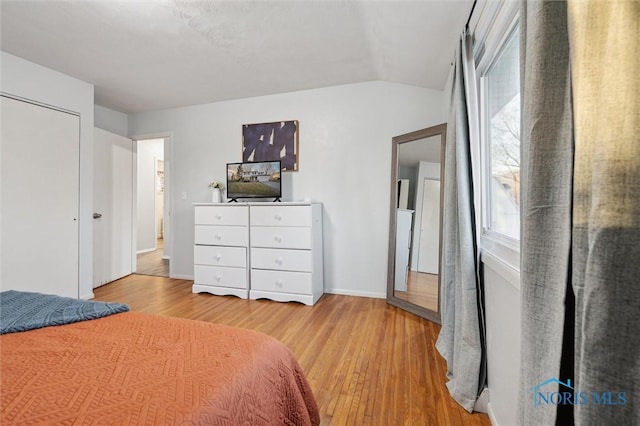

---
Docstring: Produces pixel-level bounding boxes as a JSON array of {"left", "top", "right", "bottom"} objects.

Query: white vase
[{"left": 211, "top": 188, "right": 221, "bottom": 203}]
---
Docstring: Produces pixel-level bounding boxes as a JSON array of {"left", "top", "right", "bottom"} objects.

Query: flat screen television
[{"left": 226, "top": 160, "right": 282, "bottom": 202}]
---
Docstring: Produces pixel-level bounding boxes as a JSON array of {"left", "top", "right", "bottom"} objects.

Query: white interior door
[
  {"left": 417, "top": 179, "right": 441, "bottom": 274},
  {"left": 1, "top": 96, "right": 79, "bottom": 297},
  {"left": 93, "top": 128, "right": 134, "bottom": 288}
]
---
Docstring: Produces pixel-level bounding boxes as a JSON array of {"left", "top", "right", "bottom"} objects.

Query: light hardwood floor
[
  {"left": 93, "top": 275, "right": 490, "bottom": 426},
  {"left": 395, "top": 271, "right": 439, "bottom": 312},
  {"left": 136, "top": 238, "right": 169, "bottom": 277}
]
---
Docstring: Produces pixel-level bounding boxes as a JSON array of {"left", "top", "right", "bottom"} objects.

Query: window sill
[{"left": 480, "top": 233, "right": 520, "bottom": 291}]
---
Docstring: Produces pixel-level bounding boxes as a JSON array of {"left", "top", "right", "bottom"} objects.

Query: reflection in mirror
[{"left": 387, "top": 124, "right": 446, "bottom": 324}]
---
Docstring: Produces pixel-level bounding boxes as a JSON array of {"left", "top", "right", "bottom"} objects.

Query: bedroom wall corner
[
  {"left": 95, "top": 105, "right": 129, "bottom": 137},
  {"left": 128, "top": 81, "right": 445, "bottom": 298}
]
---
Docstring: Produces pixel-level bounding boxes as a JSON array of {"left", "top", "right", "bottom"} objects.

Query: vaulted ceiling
[{"left": 0, "top": 0, "right": 473, "bottom": 113}]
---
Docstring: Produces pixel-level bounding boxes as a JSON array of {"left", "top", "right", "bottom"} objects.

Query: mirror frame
[{"left": 386, "top": 123, "right": 447, "bottom": 323}]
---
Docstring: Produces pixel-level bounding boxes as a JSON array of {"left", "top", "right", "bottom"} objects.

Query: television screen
[{"left": 226, "top": 161, "right": 281, "bottom": 201}]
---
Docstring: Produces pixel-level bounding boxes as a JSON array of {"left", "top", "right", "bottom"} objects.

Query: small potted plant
[{"left": 208, "top": 181, "right": 225, "bottom": 203}]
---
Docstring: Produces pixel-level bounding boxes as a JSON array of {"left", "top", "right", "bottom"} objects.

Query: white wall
[
  {"left": 95, "top": 105, "right": 128, "bottom": 137},
  {"left": 136, "top": 138, "right": 164, "bottom": 252},
  {"left": 483, "top": 254, "right": 521, "bottom": 426},
  {"left": 128, "top": 81, "right": 444, "bottom": 296},
  {"left": 1, "top": 51, "right": 95, "bottom": 299}
]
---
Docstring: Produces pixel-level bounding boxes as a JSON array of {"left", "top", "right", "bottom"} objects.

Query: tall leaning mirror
[{"left": 387, "top": 123, "right": 446, "bottom": 323}]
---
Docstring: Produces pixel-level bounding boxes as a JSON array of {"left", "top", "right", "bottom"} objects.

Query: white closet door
[
  {"left": 93, "top": 128, "right": 133, "bottom": 288},
  {"left": 1, "top": 96, "right": 80, "bottom": 297},
  {"left": 417, "top": 179, "right": 441, "bottom": 274}
]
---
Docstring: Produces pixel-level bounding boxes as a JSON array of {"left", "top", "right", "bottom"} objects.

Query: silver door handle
[{"left": 93, "top": 213, "right": 102, "bottom": 219}]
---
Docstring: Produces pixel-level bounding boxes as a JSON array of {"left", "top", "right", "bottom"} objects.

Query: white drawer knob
[
  {"left": 275, "top": 280, "right": 283, "bottom": 288},
  {"left": 215, "top": 274, "right": 222, "bottom": 282},
  {"left": 215, "top": 214, "right": 222, "bottom": 220},
  {"left": 275, "top": 257, "right": 284, "bottom": 265},
  {"left": 214, "top": 255, "right": 222, "bottom": 262},
  {"left": 215, "top": 233, "right": 222, "bottom": 240},
  {"left": 274, "top": 214, "right": 282, "bottom": 221},
  {"left": 274, "top": 235, "right": 283, "bottom": 243}
]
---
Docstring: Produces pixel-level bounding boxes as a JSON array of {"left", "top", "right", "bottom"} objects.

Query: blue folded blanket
[{"left": 0, "top": 290, "right": 129, "bottom": 334}]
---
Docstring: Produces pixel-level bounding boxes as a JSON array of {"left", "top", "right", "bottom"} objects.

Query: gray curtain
[
  {"left": 518, "top": 1, "right": 574, "bottom": 424},
  {"left": 519, "top": 0, "right": 640, "bottom": 424},
  {"left": 568, "top": 1, "right": 640, "bottom": 424},
  {"left": 436, "top": 29, "right": 485, "bottom": 413}
]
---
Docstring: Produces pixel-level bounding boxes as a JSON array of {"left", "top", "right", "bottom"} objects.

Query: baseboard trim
[
  {"left": 324, "top": 288, "right": 386, "bottom": 299},
  {"left": 487, "top": 402, "right": 499, "bottom": 426},
  {"left": 474, "top": 388, "right": 489, "bottom": 413},
  {"left": 80, "top": 292, "right": 95, "bottom": 300},
  {"left": 170, "top": 273, "right": 193, "bottom": 280},
  {"left": 137, "top": 247, "right": 155, "bottom": 255}
]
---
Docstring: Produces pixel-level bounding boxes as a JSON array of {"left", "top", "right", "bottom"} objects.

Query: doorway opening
[{"left": 135, "top": 137, "right": 170, "bottom": 277}]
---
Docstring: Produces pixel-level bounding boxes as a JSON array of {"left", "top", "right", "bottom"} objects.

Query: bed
[{"left": 0, "top": 290, "right": 320, "bottom": 425}]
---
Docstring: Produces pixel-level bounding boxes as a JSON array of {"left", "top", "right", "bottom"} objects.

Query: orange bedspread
[{"left": 1, "top": 312, "right": 319, "bottom": 425}]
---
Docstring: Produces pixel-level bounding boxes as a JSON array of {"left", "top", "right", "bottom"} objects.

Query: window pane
[{"left": 486, "top": 27, "right": 520, "bottom": 239}]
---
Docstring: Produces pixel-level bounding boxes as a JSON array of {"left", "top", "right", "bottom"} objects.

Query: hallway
[{"left": 136, "top": 238, "right": 169, "bottom": 277}]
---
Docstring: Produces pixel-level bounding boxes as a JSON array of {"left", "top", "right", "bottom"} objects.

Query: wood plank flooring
[
  {"left": 93, "top": 275, "right": 490, "bottom": 426},
  {"left": 136, "top": 238, "right": 169, "bottom": 277},
  {"left": 395, "top": 271, "right": 439, "bottom": 312}
]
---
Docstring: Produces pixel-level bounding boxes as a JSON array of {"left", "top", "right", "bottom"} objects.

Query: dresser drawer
[
  {"left": 251, "top": 269, "right": 312, "bottom": 295},
  {"left": 250, "top": 226, "right": 311, "bottom": 249},
  {"left": 251, "top": 248, "right": 311, "bottom": 272},
  {"left": 194, "top": 245, "right": 246, "bottom": 267},
  {"left": 195, "top": 205, "right": 248, "bottom": 226},
  {"left": 194, "top": 265, "right": 247, "bottom": 289},
  {"left": 250, "top": 205, "right": 311, "bottom": 227},
  {"left": 195, "top": 225, "right": 248, "bottom": 247}
]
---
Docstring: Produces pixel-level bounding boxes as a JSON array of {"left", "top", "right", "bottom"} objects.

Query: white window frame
[{"left": 475, "top": 2, "right": 521, "bottom": 274}]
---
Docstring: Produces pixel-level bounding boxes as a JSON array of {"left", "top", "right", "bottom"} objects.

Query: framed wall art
[{"left": 242, "top": 120, "right": 299, "bottom": 171}]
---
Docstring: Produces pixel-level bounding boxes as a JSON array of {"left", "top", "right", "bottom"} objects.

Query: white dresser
[
  {"left": 193, "top": 204, "right": 250, "bottom": 298},
  {"left": 394, "top": 209, "right": 414, "bottom": 291},
  {"left": 249, "top": 203, "right": 324, "bottom": 306},
  {"left": 193, "top": 202, "right": 324, "bottom": 305}
]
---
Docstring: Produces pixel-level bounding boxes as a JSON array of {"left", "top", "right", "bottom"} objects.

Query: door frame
[{"left": 131, "top": 132, "right": 173, "bottom": 278}]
